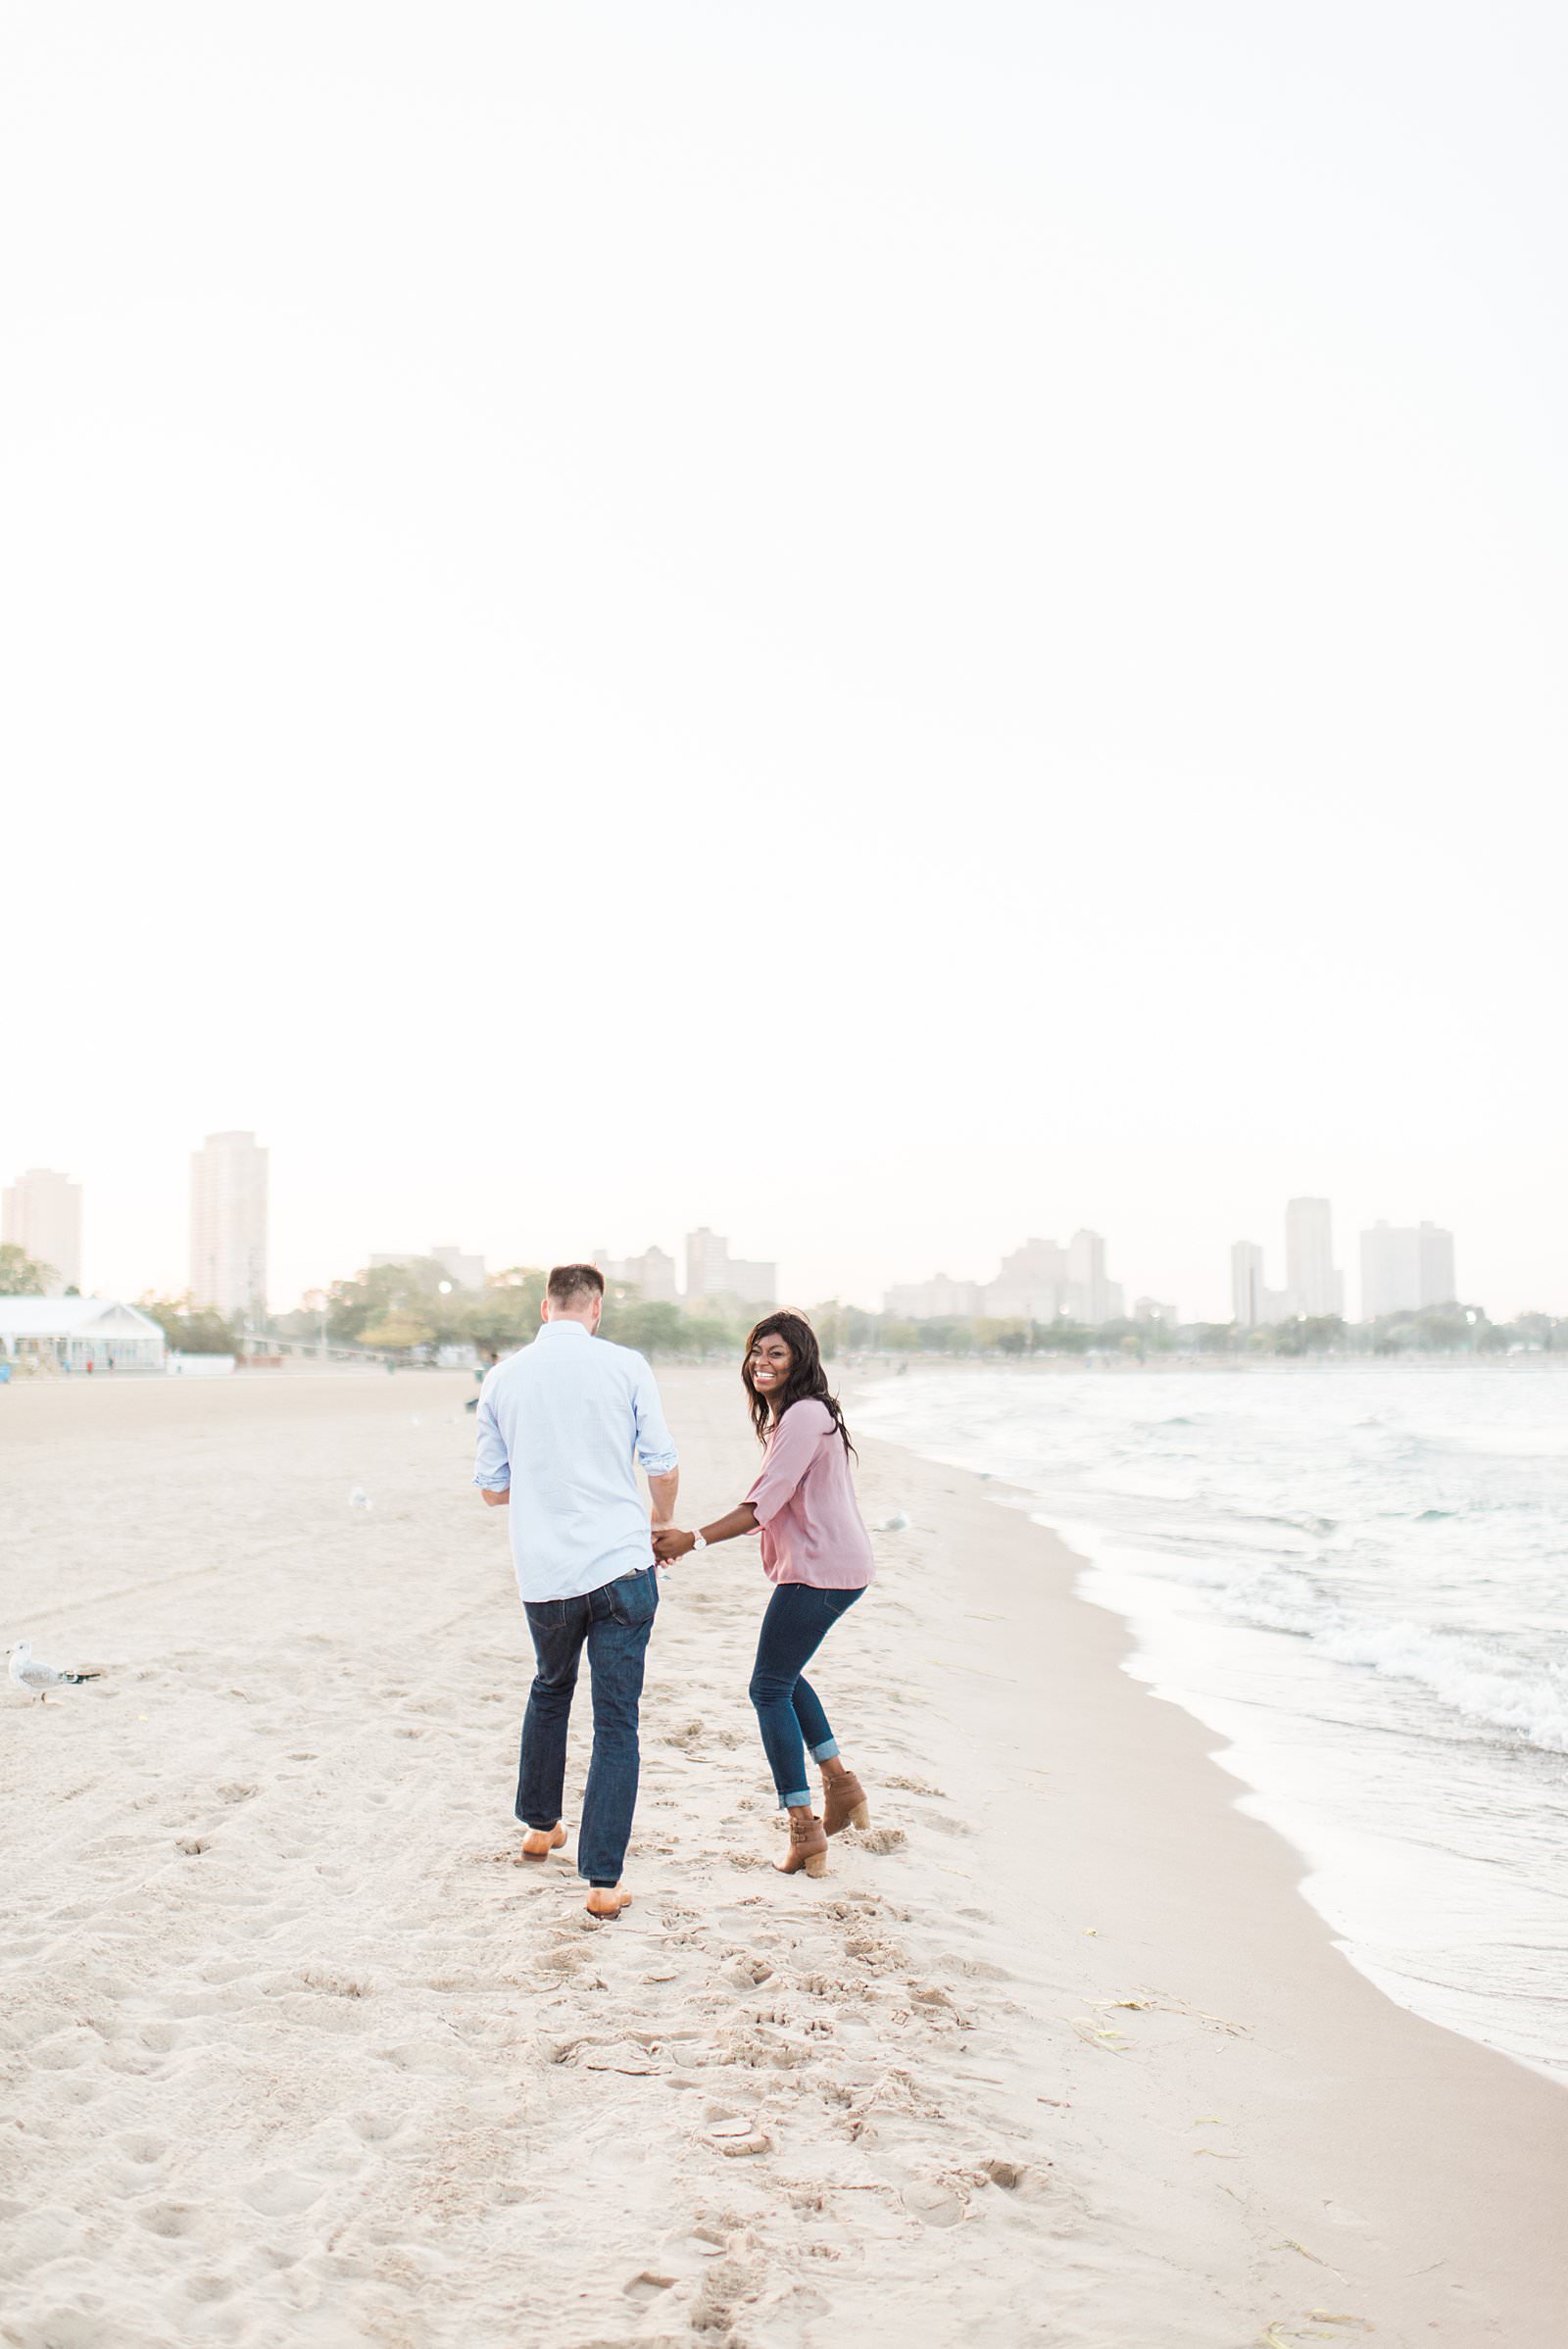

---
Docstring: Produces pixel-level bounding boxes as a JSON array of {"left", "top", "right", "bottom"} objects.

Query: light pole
[{"left": 302, "top": 1289, "right": 328, "bottom": 1365}]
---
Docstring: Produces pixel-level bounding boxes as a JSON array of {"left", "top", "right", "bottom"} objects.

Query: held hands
[{"left": 653, "top": 1526, "right": 698, "bottom": 1562}]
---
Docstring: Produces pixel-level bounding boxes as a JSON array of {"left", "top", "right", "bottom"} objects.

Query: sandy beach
[{"left": 3, "top": 1366, "right": 1564, "bottom": 2349}]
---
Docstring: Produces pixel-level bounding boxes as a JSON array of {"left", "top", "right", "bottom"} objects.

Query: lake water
[{"left": 854, "top": 1363, "right": 1568, "bottom": 2083}]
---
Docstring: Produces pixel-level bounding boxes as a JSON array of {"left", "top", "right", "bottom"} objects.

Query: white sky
[{"left": 4, "top": 2, "right": 1564, "bottom": 1320}]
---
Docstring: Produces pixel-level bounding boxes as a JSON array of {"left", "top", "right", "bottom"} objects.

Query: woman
[{"left": 653, "top": 1311, "right": 873, "bottom": 1879}]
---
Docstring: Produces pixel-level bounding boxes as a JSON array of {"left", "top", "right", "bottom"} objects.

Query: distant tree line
[
  {"left": 269, "top": 1259, "right": 759, "bottom": 1361},
  {"left": 11, "top": 1241, "right": 1564, "bottom": 1367},
  {"left": 809, "top": 1303, "right": 1567, "bottom": 1359},
  {"left": 267, "top": 1267, "right": 1566, "bottom": 1364}
]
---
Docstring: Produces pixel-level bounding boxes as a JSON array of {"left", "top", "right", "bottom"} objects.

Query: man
[{"left": 473, "top": 1263, "right": 678, "bottom": 1920}]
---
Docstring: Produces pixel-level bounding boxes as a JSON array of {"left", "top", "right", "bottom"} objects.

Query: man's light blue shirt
[{"left": 472, "top": 1321, "right": 679, "bottom": 1604}]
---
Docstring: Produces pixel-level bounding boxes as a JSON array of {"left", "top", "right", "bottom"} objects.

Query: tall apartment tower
[
  {"left": 684, "top": 1227, "right": 775, "bottom": 1307},
  {"left": 983, "top": 1238, "right": 1068, "bottom": 1322},
  {"left": 1359, "top": 1220, "right": 1457, "bottom": 1320},
  {"left": 1231, "top": 1241, "right": 1266, "bottom": 1328},
  {"left": 1065, "top": 1229, "right": 1122, "bottom": 1324},
  {"left": 1417, "top": 1222, "right": 1457, "bottom": 1307},
  {"left": 2, "top": 1167, "right": 82, "bottom": 1295},
  {"left": 189, "top": 1131, "right": 270, "bottom": 1324},
  {"left": 1285, "top": 1197, "right": 1345, "bottom": 1317}
]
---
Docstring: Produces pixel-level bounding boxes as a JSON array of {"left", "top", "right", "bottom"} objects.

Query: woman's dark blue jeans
[{"left": 749, "top": 1581, "right": 864, "bottom": 1808}]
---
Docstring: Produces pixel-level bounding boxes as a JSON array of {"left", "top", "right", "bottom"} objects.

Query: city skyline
[{"left": 4, "top": 1141, "right": 1525, "bottom": 1330}]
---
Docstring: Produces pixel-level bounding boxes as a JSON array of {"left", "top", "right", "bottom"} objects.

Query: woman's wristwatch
[{"left": 690, "top": 1531, "right": 708, "bottom": 1550}]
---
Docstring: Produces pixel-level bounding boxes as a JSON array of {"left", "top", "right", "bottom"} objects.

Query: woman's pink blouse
[{"left": 744, "top": 1399, "right": 875, "bottom": 1589}]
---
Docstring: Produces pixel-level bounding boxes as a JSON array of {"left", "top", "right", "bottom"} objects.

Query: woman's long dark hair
[{"left": 743, "top": 1310, "right": 855, "bottom": 1457}]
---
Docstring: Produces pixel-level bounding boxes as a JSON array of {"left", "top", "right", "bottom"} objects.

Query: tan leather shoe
[
  {"left": 585, "top": 1886, "right": 633, "bottom": 1921},
  {"left": 774, "top": 1809, "right": 829, "bottom": 1877},
  {"left": 822, "top": 1771, "right": 870, "bottom": 1836},
  {"left": 519, "top": 1822, "right": 567, "bottom": 1862}
]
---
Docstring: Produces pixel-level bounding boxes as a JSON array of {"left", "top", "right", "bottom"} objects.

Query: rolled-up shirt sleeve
[
  {"left": 744, "top": 1401, "right": 827, "bottom": 1524},
  {"left": 631, "top": 1358, "right": 679, "bottom": 1477},
  {"left": 472, "top": 1387, "right": 512, "bottom": 1492}
]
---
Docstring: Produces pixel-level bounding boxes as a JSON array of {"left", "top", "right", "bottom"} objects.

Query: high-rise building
[
  {"left": 1418, "top": 1223, "right": 1457, "bottom": 1307},
  {"left": 1066, "top": 1229, "right": 1121, "bottom": 1324},
  {"left": 2, "top": 1167, "right": 82, "bottom": 1296},
  {"left": 595, "top": 1245, "right": 679, "bottom": 1302},
  {"left": 884, "top": 1273, "right": 983, "bottom": 1319},
  {"left": 685, "top": 1228, "right": 775, "bottom": 1307},
  {"left": 1231, "top": 1240, "right": 1265, "bottom": 1327},
  {"left": 983, "top": 1238, "right": 1068, "bottom": 1322},
  {"left": 189, "top": 1131, "right": 269, "bottom": 1324},
  {"left": 1360, "top": 1221, "right": 1457, "bottom": 1320},
  {"left": 1285, "top": 1197, "right": 1345, "bottom": 1317}
]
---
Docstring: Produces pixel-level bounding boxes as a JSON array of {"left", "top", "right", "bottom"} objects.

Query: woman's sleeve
[{"left": 743, "top": 1403, "right": 828, "bottom": 1524}]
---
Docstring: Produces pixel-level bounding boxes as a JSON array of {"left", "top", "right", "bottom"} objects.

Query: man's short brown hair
[{"left": 547, "top": 1262, "right": 606, "bottom": 1305}]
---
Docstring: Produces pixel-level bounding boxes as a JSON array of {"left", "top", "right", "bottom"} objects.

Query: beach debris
[
  {"left": 873, "top": 1510, "right": 910, "bottom": 1532},
  {"left": 349, "top": 1487, "right": 372, "bottom": 1510},
  {"left": 1062, "top": 2016, "right": 1128, "bottom": 2051},
  {"left": 7, "top": 1641, "right": 104, "bottom": 1703},
  {"left": 1304, "top": 2317, "right": 1372, "bottom": 2331},
  {"left": 703, "top": 2117, "right": 771, "bottom": 2157},
  {"left": 1094, "top": 1988, "right": 1249, "bottom": 2035},
  {"left": 1279, "top": 2238, "right": 1340, "bottom": 2272}
]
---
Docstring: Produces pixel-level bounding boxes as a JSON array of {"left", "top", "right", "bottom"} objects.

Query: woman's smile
[{"left": 748, "top": 1340, "right": 793, "bottom": 1395}]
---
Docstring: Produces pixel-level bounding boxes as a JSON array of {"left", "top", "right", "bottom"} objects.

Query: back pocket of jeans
[{"left": 610, "top": 1568, "right": 658, "bottom": 1628}]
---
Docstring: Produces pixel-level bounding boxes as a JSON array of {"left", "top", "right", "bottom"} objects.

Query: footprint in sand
[
  {"left": 137, "top": 2201, "right": 201, "bottom": 2237},
  {"left": 244, "top": 2172, "right": 325, "bottom": 2217},
  {"left": 622, "top": 2271, "right": 677, "bottom": 2301}
]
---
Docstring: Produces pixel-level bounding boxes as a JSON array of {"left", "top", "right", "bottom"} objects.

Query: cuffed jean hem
[
  {"left": 778, "top": 1787, "right": 812, "bottom": 1810},
  {"left": 810, "top": 1737, "right": 840, "bottom": 1762}
]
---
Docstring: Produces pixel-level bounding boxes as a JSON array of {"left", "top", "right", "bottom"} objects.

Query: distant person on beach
[
  {"left": 655, "top": 1310, "right": 873, "bottom": 1879},
  {"left": 473, "top": 1263, "right": 678, "bottom": 1921}
]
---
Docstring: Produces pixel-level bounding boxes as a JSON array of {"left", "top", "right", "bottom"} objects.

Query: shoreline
[
  {"left": 3, "top": 1367, "right": 1564, "bottom": 2344},
  {"left": 846, "top": 1411, "right": 1568, "bottom": 2338},
  {"left": 849, "top": 1357, "right": 1568, "bottom": 2090}
]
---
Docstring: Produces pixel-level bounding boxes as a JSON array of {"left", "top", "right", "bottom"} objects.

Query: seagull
[
  {"left": 7, "top": 1641, "right": 104, "bottom": 1704},
  {"left": 874, "top": 1510, "right": 910, "bottom": 1533}
]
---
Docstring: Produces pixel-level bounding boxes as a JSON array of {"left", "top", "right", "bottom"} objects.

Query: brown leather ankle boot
[
  {"left": 822, "top": 1771, "right": 870, "bottom": 1836},
  {"left": 774, "top": 1808, "right": 829, "bottom": 1876}
]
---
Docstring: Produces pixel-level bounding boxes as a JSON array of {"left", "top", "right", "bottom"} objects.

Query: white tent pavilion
[{"left": 0, "top": 1296, "right": 167, "bottom": 1373}]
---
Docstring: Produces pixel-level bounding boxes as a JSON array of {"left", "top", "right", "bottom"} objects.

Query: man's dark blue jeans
[{"left": 516, "top": 1566, "right": 659, "bottom": 1886}]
